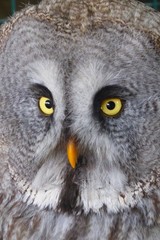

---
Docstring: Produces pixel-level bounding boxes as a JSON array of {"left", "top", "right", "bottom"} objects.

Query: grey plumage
[{"left": 0, "top": 0, "right": 160, "bottom": 239}]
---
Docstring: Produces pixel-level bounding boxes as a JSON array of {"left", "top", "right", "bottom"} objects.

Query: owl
[{"left": 0, "top": 0, "right": 160, "bottom": 239}]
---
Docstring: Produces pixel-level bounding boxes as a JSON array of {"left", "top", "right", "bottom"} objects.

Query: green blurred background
[{"left": 0, "top": 0, "right": 160, "bottom": 24}]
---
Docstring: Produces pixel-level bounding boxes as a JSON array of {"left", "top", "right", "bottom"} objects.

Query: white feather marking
[
  {"left": 32, "top": 188, "right": 61, "bottom": 209},
  {"left": 80, "top": 167, "right": 127, "bottom": 213}
]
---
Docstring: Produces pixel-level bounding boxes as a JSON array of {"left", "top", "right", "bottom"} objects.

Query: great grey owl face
[{"left": 0, "top": 0, "right": 160, "bottom": 239}]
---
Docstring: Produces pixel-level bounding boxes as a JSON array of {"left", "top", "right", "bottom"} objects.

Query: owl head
[{"left": 0, "top": 0, "right": 160, "bottom": 227}]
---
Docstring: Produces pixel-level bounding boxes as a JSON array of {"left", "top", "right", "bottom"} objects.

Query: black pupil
[
  {"left": 45, "top": 100, "right": 52, "bottom": 109},
  {"left": 106, "top": 101, "right": 115, "bottom": 110}
]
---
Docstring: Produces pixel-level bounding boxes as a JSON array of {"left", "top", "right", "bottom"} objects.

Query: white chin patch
[
  {"left": 80, "top": 166, "right": 127, "bottom": 213},
  {"left": 24, "top": 186, "right": 62, "bottom": 210},
  {"left": 21, "top": 153, "right": 67, "bottom": 210}
]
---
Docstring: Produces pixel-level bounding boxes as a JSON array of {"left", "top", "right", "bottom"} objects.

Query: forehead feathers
[{"left": 1, "top": 0, "right": 160, "bottom": 50}]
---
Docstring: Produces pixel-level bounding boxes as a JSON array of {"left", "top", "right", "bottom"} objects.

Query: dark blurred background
[
  {"left": 0, "top": 0, "right": 160, "bottom": 24},
  {"left": 0, "top": 0, "right": 40, "bottom": 23}
]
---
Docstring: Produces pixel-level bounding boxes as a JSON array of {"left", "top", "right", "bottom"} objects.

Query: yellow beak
[{"left": 67, "top": 139, "right": 78, "bottom": 168}]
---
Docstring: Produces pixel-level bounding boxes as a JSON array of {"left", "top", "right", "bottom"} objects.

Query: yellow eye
[
  {"left": 101, "top": 98, "right": 123, "bottom": 117},
  {"left": 39, "top": 97, "right": 54, "bottom": 116}
]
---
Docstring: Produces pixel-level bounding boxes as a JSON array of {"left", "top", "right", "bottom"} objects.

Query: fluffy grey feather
[{"left": 0, "top": 0, "right": 160, "bottom": 239}]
